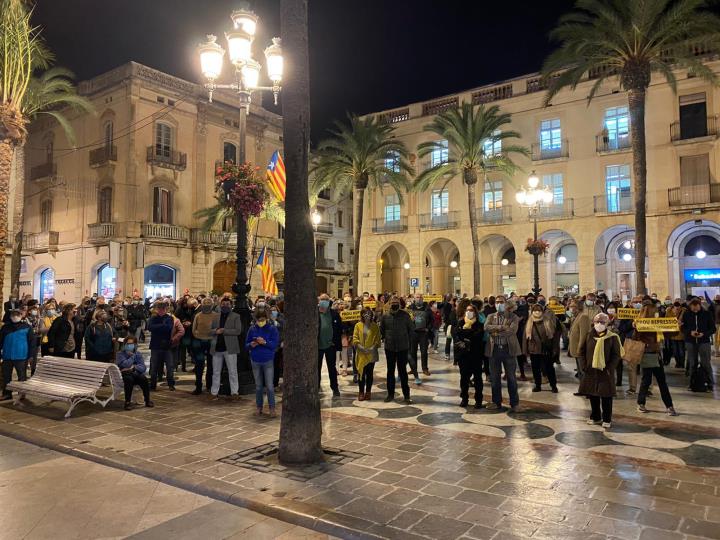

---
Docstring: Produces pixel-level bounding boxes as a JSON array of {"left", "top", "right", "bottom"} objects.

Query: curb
[{"left": 0, "top": 421, "right": 384, "bottom": 540}]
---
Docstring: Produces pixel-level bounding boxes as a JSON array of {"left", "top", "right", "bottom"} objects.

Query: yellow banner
[
  {"left": 364, "top": 300, "right": 377, "bottom": 309},
  {"left": 548, "top": 304, "right": 565, "bottom": 315},
  {"left": 424, "top": 295, "right": 443, "bottom": 303},
  {"left": 340, "top": 310, "right": 361, "bottom": 322},
  {"left": 634, "top": 317, "right": 680, "bottom": 333},
  {"left": 618, "top": 308, "right": 641, "bottom": 320}
]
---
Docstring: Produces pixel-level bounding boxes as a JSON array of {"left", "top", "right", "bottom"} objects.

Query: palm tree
[
  {"left": 10, "top": 67, "right": 93, "bottom": 293},
  {"left": 311, "top": 115, "right": 413, "bottom": 295},
  {"left": 542, "top": 0, "right": 720, "bottom": 295},
  {"left": 415, "top": 102, "right": 527, "bottom": 294}
]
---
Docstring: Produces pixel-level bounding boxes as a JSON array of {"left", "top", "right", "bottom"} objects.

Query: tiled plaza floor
[
  {"left": 1, "top": 342, "right": 720, "bottom": 540},
  {"left": 0, "top": 436, "right": 331, "bottom": 539}
]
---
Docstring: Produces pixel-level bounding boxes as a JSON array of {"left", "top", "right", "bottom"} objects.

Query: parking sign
[{"left": 409, "top": 277, "right": 419, "bottom": 287}]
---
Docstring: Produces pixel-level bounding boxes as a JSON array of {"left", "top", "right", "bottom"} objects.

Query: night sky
[{"left": 32, "top": 0, "right": 575, "bottom": 142}]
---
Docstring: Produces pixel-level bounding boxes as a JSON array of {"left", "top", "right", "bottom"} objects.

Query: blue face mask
[
  {"left": 319, "top": 300, "right": 330, "bottom": 310},
  {"left": 124, "top": 344, "right": 135, "bottom": 353},
  {"left": 497, "top": 304, "right": 506, "bottom": 313},
  {"left": 271, "top": 310, "right": 278, "bottom": 318}
]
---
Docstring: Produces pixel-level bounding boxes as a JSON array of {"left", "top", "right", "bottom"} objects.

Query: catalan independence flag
[
  {"left": 266, "top": 150, "right": 286, "bottom": 202},
  {"left": 256, "top": 246, "right": 279, "bottom": 295}
]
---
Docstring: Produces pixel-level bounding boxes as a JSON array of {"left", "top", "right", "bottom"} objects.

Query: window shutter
[{"left": 680, "top": 154, "right": 710, "bottom": 186}]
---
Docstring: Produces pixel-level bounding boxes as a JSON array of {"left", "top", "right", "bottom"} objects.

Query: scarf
[
  {"left": 463, "top": 316, "right": 474, "bottom": 330},
  {"left": 592, "top": 331, "right": 624, "bottom": 370}
]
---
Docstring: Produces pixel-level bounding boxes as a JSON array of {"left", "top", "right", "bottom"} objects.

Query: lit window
[
  {"left": 541, "top": 173, "right": 564, "bottom": 204},
  {"left": 155, "top": 123, "right": 172, "bottom": 158},
  {"left": 483, "top": 130, "right": 502, "bottom": 157},
  {"left": 153, "top": 187, "right": 173, "bottom": 224},
  {"left": 605, "top": 165, "right": 631, "bottom": 213},
  {"left": 223, "top": 142, "right": 237, "bottom": 163},
  {"left": 483, "top": 180, "right": 503, "bottom": 211},
  {"left": 540, "top": 119, "right": 562, "bottom": 150},
  {"left": 431, "top": 188, "right": 449, "bottom": 217},
  {"left": 604, "top": 106, "right": 629, "bottom": 149},
  {"left": 384, "top": 151, "right": 401, "bottom": 173},
  {"left": 430, "top": 139, "right": 449, "bottom": 167},
  {"left": 384, "top": 193, "right": 400, "bottom": 222}
]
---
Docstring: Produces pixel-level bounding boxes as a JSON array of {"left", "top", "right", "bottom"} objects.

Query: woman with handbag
[
  {"left": 634, "top": 301, "right": 678, "bottom": 416},
  {"left": 523, "top": 304, "right": 559, "bottom": 393},
  {"left": 352, "top": 307, "right": 381, "bottom": 401},
  {"left": 577, "top": 313, "right": 622, "bottom": 428}
]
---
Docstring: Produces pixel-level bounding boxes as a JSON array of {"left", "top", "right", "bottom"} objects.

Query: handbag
[{"left": 622, "top": 338, "right": 645, "bottom": 364}]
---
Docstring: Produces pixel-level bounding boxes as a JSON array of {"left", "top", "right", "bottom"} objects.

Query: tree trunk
[
  {"left": 278, "top": 0, "right": 323, "bottom": 465},
  {"left": 10, "top": 143, "right": 25, "bottom": 296},
  {"left": 465, "top": 171, "right": 480, "bottom": 294},
  {"left": 352, "top": 186, "right": 365, "bottom": 296},
  {"left": 628, "top": 88, "right": 647, "bottom": 295},
  {"left": 0, "top": 140, "right": 14, "bottom": 311}
]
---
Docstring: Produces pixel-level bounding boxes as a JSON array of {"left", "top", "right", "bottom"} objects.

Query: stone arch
[
  {"left": 667, "top": 219, "right": 720, "bottom": 299},
  {"left": 594, "top": 225, "right": 648, "bottom": 299},
  {"left": 478, "top": 234, "right": 516, "bottom": 295},
  {"left": 539, "top": 229, "right": 579, "bottom": 296},
  {"left": 421, "top": 237, "right": 461, "bottom": 295},
  {"left": 377, "top": 241, "right": 410, "bottom": 294}
]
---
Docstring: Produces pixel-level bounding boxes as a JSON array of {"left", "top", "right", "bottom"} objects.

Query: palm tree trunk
[
  {"left": 0, "top": 140, "right": 13, "bottom": 310},
  {"left": 628, "top": 88, "right": 647, "bottom": 295},
  {"left": 10, "top": 143, "right": 25, "bottom": 296},
  {"left": 466, "top": 173, "right": 481, "bottom": 294},
  {"left": 352, "top": 186, "right": 364, "bottom": 296},
  {"left": 278, "top": 0, "right": 323, "bottom": 465}
]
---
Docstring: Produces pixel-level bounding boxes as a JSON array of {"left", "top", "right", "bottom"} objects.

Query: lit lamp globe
[
  {"left": 541, "top": 188, "right": 554, "bottom": 204},
  {"left": 622, "top": 253, "right": 632, "bottom": 262},
  {"left": 403, "top": 262, "right": 411, "bottom": 270},
  {"left": 230, "top": 8, "right": 258, "bottom": 35},
  {"left": 501, "top": 258, "right": 509, "bottom": 266},
  {"left": 696, "top": 250, "right": 707, "bottom": 259},
  {"left": 311, "top": 210, "right": 322, "bottom": 226},
  {"left": 198, "top": 35, "right": 224, "bottom": 81},
  {"left": 450, "top": 260, "right": 458, "bottom": 268},
  {"left": 226, "top": 28, "right": 253, "bottom": 64},
  {"left": 515, "top": 190, "right": 527, "bottom": 205},
  {"left": 528, "top": 170, "right": 540, "bottom": 189},
  {"left": 240, "top": 59, "right": 261, "bottom": 90},
  {"left": 557, "top": 255, "right": 567, "bottom": 264},
  {"left": 264, "top": 38, "right": 283, "bottom": 83},
  {"left": 623, "top": 240, "right": 632, "bottom": 249}
]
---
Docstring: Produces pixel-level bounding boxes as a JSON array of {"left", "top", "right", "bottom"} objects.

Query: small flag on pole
[
  {"left": 266, "top": 150, "right": 286, "bottom": 202},
  {"left": 256, "top": 246, "right": 279, "bottom": 295}
]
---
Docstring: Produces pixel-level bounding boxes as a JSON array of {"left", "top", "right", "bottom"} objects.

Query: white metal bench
[{"left": 8, "top": 356, "right": 123, "bottom": 418}]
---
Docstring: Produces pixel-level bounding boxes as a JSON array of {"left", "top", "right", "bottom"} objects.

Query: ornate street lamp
[{"left": 516, "top": 170, "right": 553, "bottom": 296}]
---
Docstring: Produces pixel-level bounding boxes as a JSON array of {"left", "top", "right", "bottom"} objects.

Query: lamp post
[
  {"left": 515, "top": 170, "right": 553, "bottom": 297},
  {"left": 198, "top": 5, "right": 283, "bottom": 385}
]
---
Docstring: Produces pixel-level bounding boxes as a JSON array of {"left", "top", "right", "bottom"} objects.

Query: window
[
  {"left": 541, "top": 173, "right": 564, "bottom": 204},
  {"left": 430, "top": 139, "right": 449, "bottom": 167},
  {"left": 431, "top": 188, "right": 449, "bottom": 217},
  {"left": 316, "top": 242, "right": 325, "bottom": 260},
  {"left": 483, "top": 180, "right": 503, "bottom": 211},
  {"left": 223, "top": 215, "right": 235, "bottom": 232},
  {"left": 39, "top": 267, "right": 55, "bottom": 301},
  {"left": 605, "top": 165, "right": 632, "bottom": 213},
  {"left": 604, "top": 106, "right": 629, "bottom": 149},
  {"left": 153, "top": 187, "right": 172, "bottom": 224},
  {"left": 155, "top": 123, "right": 172, "bottom": 158},
  {"left": 680, "top": 154, "right": 710, "bottom": 186},
  {"left": 97, "top": 264, "right": 117, "bottom": 298},
  {"left": 338, "top": 243, "right": 344, "bottom": 263},
  {"left": 223, "top": 142, "right": 237, "bottom": 164},
  {"left": 98, "top": 187, "right": 112, "bottom": 223},
  {"left": 384, "top": 193, "right": 400, "bottom": 222},
  {"left": 40, "top": 199, "right": 52, "bottom": 232},
  {"left": 385, "top": 150, "right": 401, "bottom": 173},
  {"left": 679, "top": 92, "right": 707, "bottom": 139},
  {"left": 483, "top": 130, "right": 502, "bottom": 157},
  {"left": 103, "top": 121, "right": 114, "bottom": 149},
  {"left": 540, "top": 118, "right": 562, "bottom": 150},
  {"left": 336, "top": 210, "right": 343, "bottom": 228},
  {"left": 45, "top": 141, "right": 53, "bottom": 163},
  {"left": 277, "top": 224, "right": 285, "bottom": 239}
]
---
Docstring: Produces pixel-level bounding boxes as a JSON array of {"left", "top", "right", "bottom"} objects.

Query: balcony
[
  {"left": 141, "top": 222, "right": 189, "bottom": 243},
  {"left": 670, "top": 116, "right": 719, "bottom": 143},
  {"left": 596, "top": 134, "right": 631, "bottom": 154},
  {"left": 316, "top": 258, "right": 335, "bottom": 270},
  {"left": 594, "top": 192, "right": 634, "bottom": 214},
  {"left": 668, "top": 183, "right": 720, "bottom": 207},
  {"left": 146, "top": 146, "right": 187, "bottom": 171},
  {"left": 372, "top": 218, "right": 408, "bottom": 234},
  {"left": 87, "top": 223, "right": 116, "bottom": 244},
  {"left": 189, "top": 229, "right": 230, "bottom": 245},
  {"left": 30, "top": 161, "right": 56, "bottom": 181},
  {"left": 89, "top": 145, "right": 117, "bottom": 167},
  {"left": 476, "top": 206, "right": 512, "bottom": 225},
  {"left": 531, "top": 140, "right": 569, "bottom": 161},
  {"left": 536, "top": 199, "right": 574, "bottom": 220},
  {"left": 314, "top": 222, "right": 334, "bottom": 235},
  {"left": 24, "top": 231, "right": 59, "bottom": 253},
  {"left": 419, "top": 212, "right": 459, "bottom": 230}
]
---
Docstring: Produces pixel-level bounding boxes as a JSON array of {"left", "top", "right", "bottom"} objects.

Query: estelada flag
[
  {"left": 266, "top": 150, "right": 286, "bottom": 202},
  {"left": 256, "top": 246, "right": 279, "bottom": 295}
]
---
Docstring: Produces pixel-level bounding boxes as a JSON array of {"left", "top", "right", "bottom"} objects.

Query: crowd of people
[{"left": 0, "top": 288, "right": 717, "bottom": 428}]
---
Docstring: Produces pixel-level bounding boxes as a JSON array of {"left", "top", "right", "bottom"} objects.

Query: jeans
[
  {"left": 458, "top": 357, "right": 483, "bottom": 403},
  {"left": 212, "top": 352, "right": 239, "bottom": 395},
  {"left": 638, "top": 366, "right": 674, "bottom": 408},
  {"left": 409, "top": 331, "right": 429, "bottom": 374},
  {"left": 251, "top": 361, "right": 275, "bottom": 408},
  {"left": 359, "top": 362, "right": 375, "bottom": 394},
  {"left": 385, "top": 350, "right": 410, "bottom": 399},
  {"left": 122, "top": 371, "right": 150, "bottom": 403},
  {"left": 445, "top": 334, "right": 453, "bottom": 357},
  {"left": 530, "top": 353, "right": 557, "bottom": 389},
  {"left": 489, "top": 345, "right": 519, "bottom": 407},
  {"left": 589, "top": 396, "right": 613, "bottom": 423},
  {"left": 626, "top": 360, "right": 639, "bottom": 392},
  {"left": 1, "top": 360, "right": 27, "bottom": 398},
  {"left": 150, "top": 349, "right": 175, "bottom": 389},
  {"left": 318, "top": 347, "right": 339, "bottom": 391},
  {"left": 687, "top": 342, "right": 714, "bottom": 387},
  {"left": 191, "top": 339, "right": 212, "bottom": 391},
  {"left": 671, "top": 340, "right": 685, "bottom": 369},
  {"left": 431, "top": 329, "right": 440, "bottom": 351}
]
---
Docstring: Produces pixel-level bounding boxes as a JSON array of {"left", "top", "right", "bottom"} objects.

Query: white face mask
[
  {"left": 594, "top": 323, "right": 606, "bottom": 333},
  {"left": 10, "top": 316, "right": 21, "bottom": 323},
  {"left": 465, "top": 311, "right": 475, "bottom": 320},
  {"left": 607, "top": 308, "right": 616, "bottom": 315}
]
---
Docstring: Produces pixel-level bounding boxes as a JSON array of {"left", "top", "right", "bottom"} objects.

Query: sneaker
[
  {"left": 433, "top": 349, "right": 439, "bottom": 354},
  {"left": 423, "top": 369, "right": 431, "bottom": 376},
  {"left": 667, "top": 407, "right": 678, "bottom": 416},
  {"left": 602, "top": 422, "right": 611, "bottom": 429},
  {"left": 403, "top": 398, "right": 413, "bottom": 405},
  {"left": 587, "top": 419, "right": 602, "bottom": 425},
  {"left": 626, "top": 389, "right": 636, "bottom": 395},
  {"left": 414, "top": 377, "right": 422, "bottom": 385},
  {"left": 532, "top": 386, "right": 541, "bottom": 393},
  {"left": 485, "top": 403, "right": 500, "bottom": 410},
  {"left": 124, "top": 402, "right": 133, "bottom": 411},
  {"left": 444, "top": 354, "right": 450, "bottom": 360},
  {"left": 145, "top": 400, "right": 154, "bottom": 408},
  {"left": 384, "top": 395, "right": 395, "bottom": 403},
  {"left": 637, "top": 405, "right": 649, "bottom": 413}
]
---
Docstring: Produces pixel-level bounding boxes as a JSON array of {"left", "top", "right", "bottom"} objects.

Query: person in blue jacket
[
  {"left": 0, "top": 310, "right": 36, "bottom": 401},
  {"left": 115, "top": 336, "right": 154, "bottom": 410},
  {"left": 246, "top": 309, "right": 280, "bottom": 416}
]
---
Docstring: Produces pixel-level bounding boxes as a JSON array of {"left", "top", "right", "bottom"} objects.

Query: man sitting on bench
[
  {"left": 0, "top": 310, "right": 36, "bottom": 401},
  {"left": 115, "top": 336, "right": 154, "bottom": 410}
]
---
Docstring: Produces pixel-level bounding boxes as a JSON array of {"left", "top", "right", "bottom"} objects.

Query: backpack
[{"left": 690, "top": 365, "right": 710, "bottom": 392}]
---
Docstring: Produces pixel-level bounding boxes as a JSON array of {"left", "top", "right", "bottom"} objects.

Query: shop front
[{"left": 683, "top": 268, "right": 720, "bottom": 299}]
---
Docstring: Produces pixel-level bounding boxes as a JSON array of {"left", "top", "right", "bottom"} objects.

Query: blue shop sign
[{"left": 684, "top": 268, "right": 720, "bottom": 281}]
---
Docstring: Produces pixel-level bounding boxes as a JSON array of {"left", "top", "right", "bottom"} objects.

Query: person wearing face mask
[
  {"left": 452, "top": 303, "right": 485, "bottom": 408},
  {"left": 352, "top": 308, "right": 381, "bottom": 401},
  {"left": 84, "top": 309, "right": 116, "bottom": 362},
  {"left": 569, "top": 294, "right": 602, "bottom": 374},
  {"left": 191, "top": 298, "right": 216, "bottom": 395},
  {"left": 379, "top": 296, "right": 414, "bottom": 403},
  {"left": 409, "top": 293, "right": 433, "bottom": 383},
  {"left": 269, "top": 302, "right": 285, "bottom": 388},
  {"left": 127, "top": 296, "right": 148, "bottom": 343},
  {"left": 2, "top": 294, "right": 20, "bottom": 324},
  {"left": 47, "top": 304, "right": 78, "bottom": 358},
  {"left": 577, "top": 313, "right": 622, "bottom": 429},
  {"left": 38, "top": 303, "right": 58, "bottom": 357},
  {"left": 0, "top": 310, "right": 35, "bottom": 401},
  {"left": 206, "top": 297, "right": 242, "bottom": 399},
  {"left": 246, "top": 309, "right": 280, "bottom": 416},
  {"left": 484, "top": 296, "right": 521, "bottom": 411},
  {"left": 682, "top": 298, "right": 715, "bottom": 391},
  {"left": 523, "top": 304, "right": 559, "bottom": 393},
  {"left": 24, "top": 302, "right": 41, "bottom": 375},
  {"left": 174, "top": 298, "right": 196, "bottom": 372},
  {"left": 317, "top": 293, "right": 342, "bottom": 398},
  {"left": 116, "top": 337, "right": 153, "bottom": 410},
  {"left": 664, "top": 299, "right": 686, "bottom": 370},
  {"left": 145, "top": 301, "right": 177, "bottom": 390}
]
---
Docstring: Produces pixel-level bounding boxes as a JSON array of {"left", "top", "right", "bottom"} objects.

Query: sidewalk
[{"left": 1, "top": 350, "right": 720, "bottom": 539}]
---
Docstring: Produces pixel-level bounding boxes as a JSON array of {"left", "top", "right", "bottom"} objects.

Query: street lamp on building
[
  {"left": 403, "top": 262, "right": 411, "bottom": 270},
  {"left": 311, "top": 209, "right": 322, "bottom": 230},
  {"left": 515, "top": 170, "right": 553, "bottom": 296},
  {"left": 450, "top": 260, "right": 458, "bottom": 269}
]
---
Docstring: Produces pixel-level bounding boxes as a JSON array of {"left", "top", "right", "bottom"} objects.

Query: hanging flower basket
[
  {"left": 215, "top": 161, "right": 269, "bottom": 220},
  {"left": 525, "top": 238, "right": 550, "bottom": 256}
]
